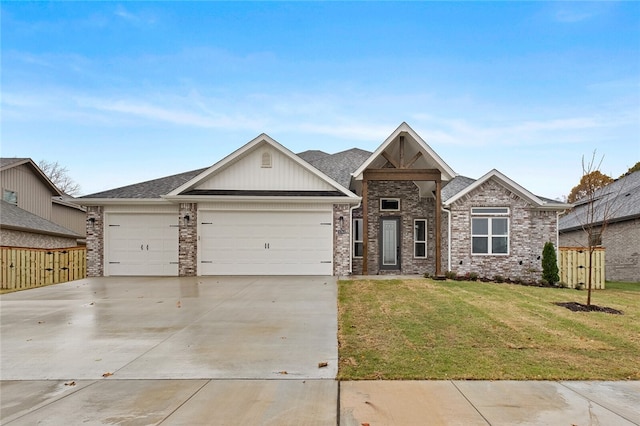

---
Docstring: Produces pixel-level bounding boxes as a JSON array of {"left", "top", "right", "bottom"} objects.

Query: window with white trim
[
  {"left": 353, "top": 218, "right": 363, "bottom": 257},
  {"left": 471, "top": 207, "right": 509, "bottom": 255},
  {"left": 414, "top": 219, "right": 427, "bottom": 258},
  {"left": 380, "top": 198, "right": 400, "bottom": 211}
]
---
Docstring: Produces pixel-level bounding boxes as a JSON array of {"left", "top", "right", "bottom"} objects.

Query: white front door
[
  {"left": 199, "top": 210, "right": 333, "bottom": 275},
  {"left": 106, "top": 214, "right": 179, "bottom": 276}
]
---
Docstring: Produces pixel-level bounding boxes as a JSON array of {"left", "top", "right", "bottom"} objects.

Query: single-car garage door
[
  {"left": 106, "top": 213, "right": 179, "bottom": 276},
  {"left": 199, "top": 210, "right": 333, "bottom": 275}
]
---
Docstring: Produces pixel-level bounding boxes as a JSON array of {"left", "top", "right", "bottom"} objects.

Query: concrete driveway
[{"left": 1, "top": 276, "right": 338, "bottom": 424}]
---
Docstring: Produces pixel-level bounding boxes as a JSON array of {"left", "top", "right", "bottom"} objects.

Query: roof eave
[
  {"left": 162, "top": 194, "right": 362, "bottom": 204},
  {"left": 0, "top": 224, "right": 81, "bottom": 239},
  {"left": 77, "top": 198, "right": 173, "bottom": 206}
]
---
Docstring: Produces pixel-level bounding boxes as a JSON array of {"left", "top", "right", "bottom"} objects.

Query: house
[
  {"left": 0, "top": 158, "right": 86, "bottom": 248},
  {"left": 80, "top": 122, "right": 570, "bottom": 279},
  {"left": 559, "top": 171, "right": 640, "bottom": 282}
]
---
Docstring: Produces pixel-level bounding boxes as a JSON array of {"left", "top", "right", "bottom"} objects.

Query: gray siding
[
  {"left": 52, "top": 203, "right": 86, "bottom": 237},
  {"left": 0, "top": 165, "right": 53, "bottom": 219}
]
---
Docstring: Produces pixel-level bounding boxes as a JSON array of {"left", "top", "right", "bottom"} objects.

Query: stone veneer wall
[
  {"left": 333, "top": 204, "right": 351, "bottom": 276},
  {"left": 560, "top": 218, "right": 640, "bottom": 282},
  {"left": 179, "top": 203, "right": 198, "bottom": 276},
  {"left": 86, "top": 206, "right": 104, "bottom": 277},
  {"left": 0, "top": 229, "right": 77, "bottom": 249},
  {"left": 352, "top": 180, "right": 436, "bottom": 276},
  {"left": 449, "top": 179, "right": 557, "bottom": 282}
]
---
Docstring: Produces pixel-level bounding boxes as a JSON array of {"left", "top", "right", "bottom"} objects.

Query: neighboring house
[
  {"left": 0, "top": 158, "right": 85, "bottom": 248},
  {"left": 559, "top": 171, "right": 640, "bottom": 282},
  {"left": 80, "top": 122, "right": 569, "bottom": 278}
]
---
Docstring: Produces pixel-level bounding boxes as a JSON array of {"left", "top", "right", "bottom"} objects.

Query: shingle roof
[
  {"left": 559, "top": 171, "right": 640, "bottom": 232},
  {"left": 302, "top": 148, "right": 372, "bottom": 189},
  {"left": 0, "top": 158, "right": 30, "bottom": 169},
  {"left": 0, "top": 200, "right": 81, "bottom": 238},
  {"left": 81, "top": 168, "right": 208, "bottom": 199},
  {"left": 297, "top": 150, "right": 330, "bottom": 163},
  {"left": 441, "top": 175, "right": 476, "bottom": 201}
]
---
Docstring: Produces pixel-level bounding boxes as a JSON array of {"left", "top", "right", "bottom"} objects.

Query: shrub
[
  {"left": 468, "top": 272, "right": 479, "bottom": 281},
  {"left": 445, "top": 271, "right": 457, "bottom": 280},
  {"left": 494, "top": 275, "right": 504, "bottom": 283},
  {"left": 541, "top": 242, "right": 560, "bottom": 285}
]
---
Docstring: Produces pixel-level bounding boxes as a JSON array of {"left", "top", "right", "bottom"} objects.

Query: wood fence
[
  {"left": 559, "top": 247, "right": 605, "bottom": 290},
  {"left": 1, "top": 246, "right": 86, "bottom": 290}
]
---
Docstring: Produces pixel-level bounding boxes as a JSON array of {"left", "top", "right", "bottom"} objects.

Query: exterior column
[
  {"left": 178, "top": 203, "right": 197, "bottom": 276},
  {"left": 435, "top": 180, "right": 442, "bottom": 277},
  {"left": 86, "top": 206, "right": 104, "bottom": 277}
]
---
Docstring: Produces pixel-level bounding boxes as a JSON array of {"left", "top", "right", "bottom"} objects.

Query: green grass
[{"left": 338, "top": 278, "right": 640, "bottom": 380}]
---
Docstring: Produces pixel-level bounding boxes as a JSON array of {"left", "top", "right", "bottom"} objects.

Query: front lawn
[{"left": 338, "top": 278, "right": 640, "bottom": 380}]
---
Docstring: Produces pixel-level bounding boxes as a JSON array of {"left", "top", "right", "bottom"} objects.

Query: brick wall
[
  {"left": 449, "top": 179, "right": 557, "bottom": 282},
  {"left": 179, "top": 203, "right": 198, "bottom": 276},
  {"left": 333, "top": 204, "right": 351, "bottom": 276},
  {"left": 560, "top": 218, "right": 640, "bottom": 282},
  {"left": 0, "top": 229, "right": 77, "bottom": 249},
  {"left": 86, "top": 206, "right": 104, "bottom": 277},
  {"left": 352, "top": 180, "right": 436, "bottom": 276}
]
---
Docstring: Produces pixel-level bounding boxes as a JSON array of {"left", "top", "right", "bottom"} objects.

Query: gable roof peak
[
  {"left": 352, "top": 122, "right": 457, "bottom": 181},
  {"left": 444, "top": 168, "right": 570, "bottom": 210}
]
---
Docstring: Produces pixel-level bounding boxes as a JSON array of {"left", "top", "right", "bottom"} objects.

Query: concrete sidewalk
[
  {"left": 2, "top": 379, "right": 639, "bottom": 425},
  {"left": 340, "top": 380, "right": 640, "bottom": 426}
]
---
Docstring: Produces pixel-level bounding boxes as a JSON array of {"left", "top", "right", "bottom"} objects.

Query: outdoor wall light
[
  {"left": 88, "top": 217, "right": 96, "bottom": 227},
  {"left": 184, "top": 214, "right": 190, "bottom": 223},
  {"left": 339, "top": 216, "right": 344, "bottom": 230}
]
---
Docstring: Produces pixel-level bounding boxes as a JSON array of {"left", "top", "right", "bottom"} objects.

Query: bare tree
[
  {"left": 38, "top": 160, "right": 81, "bottom": 196},
  {"left": 572, "top": 151, "right": 625, "bottom": 306}
]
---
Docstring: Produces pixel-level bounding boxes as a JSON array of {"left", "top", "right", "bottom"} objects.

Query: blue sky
[{"left": 2, "top": 2, "right": 639, "bottom": 199}]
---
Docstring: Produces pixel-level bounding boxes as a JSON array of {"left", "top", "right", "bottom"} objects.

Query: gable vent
[{"left": 261, "top": 151, "right": 272, "bottom": 168}]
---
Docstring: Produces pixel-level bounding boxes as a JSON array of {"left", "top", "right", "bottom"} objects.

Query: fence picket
[
  {"left": 1, "top": 247, "right": 87, "bottom": 290},
  {"left": 559, "top": 247, "right": 605, "bottom": 289}
]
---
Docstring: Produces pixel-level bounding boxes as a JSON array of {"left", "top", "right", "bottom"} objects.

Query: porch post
[
  {"left": 362, "top": 178, "right": 368, "bottom": 275},
  {"left": 435, "top": 179, "right": 442, "bottom": 277}
]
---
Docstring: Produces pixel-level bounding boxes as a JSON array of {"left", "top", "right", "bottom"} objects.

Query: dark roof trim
[
  {"left": 559, "top": 212, "right": 640, "bottom": 233},
  {"left": 180, "top": 189, "right": 345, "bottom": 197}
]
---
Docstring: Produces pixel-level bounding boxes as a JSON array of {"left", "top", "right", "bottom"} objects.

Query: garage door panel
[
  {"left": 199, "top": 210, "right": 333, "bottom": 276},
  {"left": 106, "top": 214, "right": 178, "bottom": 276}
]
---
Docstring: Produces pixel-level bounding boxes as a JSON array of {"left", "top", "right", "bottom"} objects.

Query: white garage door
[
  {"left": 199, "top": 210, "right": 333, "bottom": 275},
  {"left": 106, "top": 214, "right": 179, "bottom": 276}
]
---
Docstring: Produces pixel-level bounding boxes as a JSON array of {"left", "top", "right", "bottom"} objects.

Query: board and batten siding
[
  {"left": 195, "top": 146, "right": 336, "bottom": 191},
  {"left": 0, "top": 165, "right": 54, "bottom": 219},
  {"left": 51, "top": 203, "right": 87, "bottom": 237}
]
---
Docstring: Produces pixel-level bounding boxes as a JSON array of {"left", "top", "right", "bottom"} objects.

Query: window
[
  {"left": 414, "top": 219, "right": 427, "bottom": 258},
  {"left": 353, "top": 218, "right": 363, "bottom": 257},
  {"left": 2, "top": 189, "right": 17, "bottom": 205},
  {"left": 380, "top": 198, "right": 400, "bottom": 211},
  {"left": 471, "top": 207, "right": 509, "bottom": 255}
]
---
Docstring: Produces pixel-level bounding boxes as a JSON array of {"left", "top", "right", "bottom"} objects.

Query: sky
[{"left": 2, "top": 1, "right": 639, "bottom": 200}]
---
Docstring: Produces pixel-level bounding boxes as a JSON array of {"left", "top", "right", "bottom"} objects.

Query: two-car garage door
[{"left": 199, "top": 210, "right": 333, "bottom": 275}]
